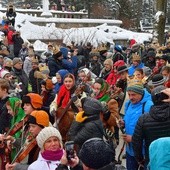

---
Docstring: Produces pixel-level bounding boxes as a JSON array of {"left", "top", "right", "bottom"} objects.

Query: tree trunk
[{"left": 156, "top": 0, "right": 167, "bottom": 45}]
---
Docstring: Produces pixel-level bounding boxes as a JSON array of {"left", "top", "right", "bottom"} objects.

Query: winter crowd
[{"left": 0, "top": 3, "right": 170, "bottom": 170}]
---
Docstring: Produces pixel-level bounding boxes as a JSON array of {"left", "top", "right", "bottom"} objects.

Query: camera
[{"left": 65, "top": 141, "right": 75, "bottom": 160}]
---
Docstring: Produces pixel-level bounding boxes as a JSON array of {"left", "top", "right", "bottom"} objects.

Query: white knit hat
[
  {"left": 36, "top": 127, "right": 62, "bottom": 149},
  {"left": 0, "top": 70, "right": 10, "bottom": 78}
]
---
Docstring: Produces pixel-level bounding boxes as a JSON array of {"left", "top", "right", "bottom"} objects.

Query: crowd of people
[{"left": 0, "top": 4, "right": 170, "bottom": 169}]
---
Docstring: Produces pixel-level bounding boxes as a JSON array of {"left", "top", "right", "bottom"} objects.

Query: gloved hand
[
  {"left": 75, "top": 111, "right": 87, "bottom": 123},
  {"left": 71, "top": 94, "right": 78, "bottom": 102}
]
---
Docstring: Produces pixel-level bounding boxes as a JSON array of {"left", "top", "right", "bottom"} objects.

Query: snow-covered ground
[{"left": 0, "top": 11, "right": 153, "bottom": 49}]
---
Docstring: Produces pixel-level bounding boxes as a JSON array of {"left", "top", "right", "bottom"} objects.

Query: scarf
[
  {"left": 57, "top": 85, "right": 70, "bottom": 108},
  {"left": 41, "top": 149, "right": 64, "bottom": 161}
]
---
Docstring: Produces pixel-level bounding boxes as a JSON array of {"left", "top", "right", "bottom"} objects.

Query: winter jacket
[
  {"left": 28, "top": 153, "right": 61, "bottom": 170},
  {"left": 68, "top": 117, "right": 104, "bottom": 148},
  {"left": 124, "top": 89, "right": 153, "bottom": 156},
  {"left": 11, "top": 67, "right": 28, "bottom": 97},
  {"left": 23, "top": 57, "right": 32, "bottom": 77},
  {"left": 132, "top": 103, "right": 170, "bottom": 165},
  {"left": 62, "top": 56, "right": 77, "bottom": 74},
  {"left": 48, "top": 57, "right": 63, "bottom": 77},
  {"left": 128, "top": 62, "right": 145, "bottom": 76}
]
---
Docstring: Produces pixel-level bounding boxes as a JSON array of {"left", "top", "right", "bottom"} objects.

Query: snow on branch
[{"left": 155, "top": 11, "right": 164, "bottom": 23}]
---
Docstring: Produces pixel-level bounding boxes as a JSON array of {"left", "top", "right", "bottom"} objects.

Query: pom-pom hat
[{"left": 36, "top": 127, "right": 62, "bottom": 149}]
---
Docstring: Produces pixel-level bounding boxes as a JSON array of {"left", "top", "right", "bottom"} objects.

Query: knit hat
[
  {"left": 28, "top": 110, "right": 49, "bottom": 128},
  {"left": 0, "top": 70, "right": 10, "bottom": 78},
  {"left": 79, "top": 138, "right": 115, "bottom": 169},
  {"left": 13, "top": 58, "right": 23, "bottom": 66},
  {"left": 117, "top": 65, "right": 128, "bottom": 74},
  {"left": 147, "top": 51, "right": 156, "bottom": 58},
  {"left": 82, "top": 97, "right": 103, "bottom": 116},
  {"left": 148, "top": 74, "right": 166, "bottom": 86},
  {"left": 36, "top": 127, "right": 62, "bottom": 149},
  {"left": 4, "top": 58, "right": 13, "bottom": 67},
  {"left": 41, "top": 78, "right": 54, "bottom": 90},
  {"left": 22, "top": 93, "right": 43, "bottom": 109},
  {"left": 132, "top": 54, "right": 141, "bottom": 61},
  {"left": 127, "top": 79, "right": 144, "bottom": 95}
]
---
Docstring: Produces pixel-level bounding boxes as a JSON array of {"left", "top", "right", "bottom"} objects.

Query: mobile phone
[{"left": 65, "top": 141, "right": 75, "bottom": 160}]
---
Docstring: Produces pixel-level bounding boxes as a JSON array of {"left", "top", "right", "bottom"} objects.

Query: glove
[
  {"left": 71, "top": 94, "right": 78, "bottom": 102},
  {"left": 75, "top": 111, "right": 87, "bottom": 123}
]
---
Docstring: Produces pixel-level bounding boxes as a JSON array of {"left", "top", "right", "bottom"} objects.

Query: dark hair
[{"left": 135, "top": 68, "right": 144, "bottom": 75}]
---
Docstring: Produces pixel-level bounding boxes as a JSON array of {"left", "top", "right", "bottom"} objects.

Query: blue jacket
[
  {"left": 128, "top": 62, "right": 144, "bottom": 76},
  {"left": 62, "top": 56, "right": 78, "bottom": 74},
  {"left": 124, "top": 89, "right": 153, "bottom": 156}
]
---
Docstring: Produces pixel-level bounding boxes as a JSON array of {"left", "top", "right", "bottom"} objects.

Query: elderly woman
[{"left": 28, "top": 127, "right": 64, "bottom": 170}]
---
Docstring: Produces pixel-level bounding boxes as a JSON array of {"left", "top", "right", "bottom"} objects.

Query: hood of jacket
[{"left": 150, "top": 103, "right": 170, "bottom": 121}]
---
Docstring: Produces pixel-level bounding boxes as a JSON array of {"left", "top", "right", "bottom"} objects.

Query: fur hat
[
  {"left": 22, "top": 93, "right": 43, "bottom": 109},
  {"left": 82, "top": 97, "right": 103, "bottom": 116},
  {"left": 79, "top": 138, "right": 115, "bottom": 169},
  {"left": 148, "top": 74, "right": 166, "bottom": 87},
  {"left": 32, "top": 57, "right": 39, "bottom": 64},
  {"left": 0, "top": 70, "right": 10, "bottom": 78},
  {"left": 127, "top": 79, "right": 144, "bottom": 95},
  {"left": 28, "top": 110, "right": 49, "bottom": 128},
  {"left": 36, "top": 127, "right": 62, "bottom": 149},
  {"left": 13, "top": 58, "right": 23, "bottom": 66},
  {"left": 41, "top": 78, "right": 54, "bottom": 90}
]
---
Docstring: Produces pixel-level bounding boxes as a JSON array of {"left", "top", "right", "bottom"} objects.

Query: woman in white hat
[{"left": 28, "top": 127, "right": 64, "bottom": 170}]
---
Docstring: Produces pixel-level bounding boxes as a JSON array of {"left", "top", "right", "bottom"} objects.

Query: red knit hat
[{"left": 22, "top": 93, "right": 43, "bottom": 109}]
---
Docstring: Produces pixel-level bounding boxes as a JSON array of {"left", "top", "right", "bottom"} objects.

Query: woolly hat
[
  {"left": 0, "top": 70, "right": 10, "bottom": 78},
  {"left": 4, "top": 58, "right": 13, "bottom": 67},
  {"left": 36, "top": 127, "right": 62, "bottom": 149},
  {"left": 28, "top": 110, "right": 49, "bottom": 128},
  {"left": 104, "top": 59, "right": 113, "bottom": 67},
  {"left": 79, "top": 138, "right": 115, "bottom": 169},
  {"left": 117, "top": 65, "right": 128, "bottom": 74},
  {"left": 127, "top": 79, "right": 144, "bottom": 95},
  {"left": 147, "top": 51, "right": 156, "bottom": 58},
  {"left": 148, "top": 74, "right": 166, "bottom": 86},
  {"left": 13, "top": 58, "right": 23, "bottom": 66},
  {"left": 132, "top": 54, "right": 141, "bottom": 61},
  {"left": 41, "top": 78, "right": 54, "bottom": 90},
  {"left": 82, "top": 97, "right": 103, "bottom": 116},
  {"left": 22, "top": 93, "right": 43, "bottom": 109}
]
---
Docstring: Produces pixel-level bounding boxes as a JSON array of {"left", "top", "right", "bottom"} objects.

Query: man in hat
[
  {"left": 128, "top": 54, "right": 144, "bottom": 77},
  {"left": 121, "top": 79, "right": 153, "bottom": 170},
  {"left": 132, "top": 85, "right": 170, "bottom": 167},
  {"left": 11, "top": 58, "right": 28, "bottom": 97}
]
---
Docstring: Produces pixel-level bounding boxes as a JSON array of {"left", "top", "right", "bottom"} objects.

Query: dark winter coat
[
  {"left": 11, "top": 67, "right": 29, "bottom": 97},
  {"left": 87, "top": 61, "right": 102, "bottom": 77},
  {"left": 12, "top": 34, "right": 24, "bottom": 57},
  {"left": 132, "top": 103, "right": 170, "bottom": 165},
  {"left": 48, "top": 57, "right": 63, "bottom": 77},
  {"left": 68, "top": 116, "right": 104, "bottom": 149}
]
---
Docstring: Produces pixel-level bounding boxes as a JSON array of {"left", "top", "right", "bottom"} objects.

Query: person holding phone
[{"left": 28, "top": 127, "right": 64, "bottom": 170}]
